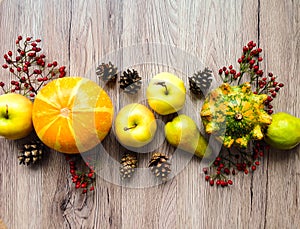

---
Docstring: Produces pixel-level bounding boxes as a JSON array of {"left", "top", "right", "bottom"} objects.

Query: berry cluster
[
  {"left": 218, "top": 41, "right": 284, "bottom": 114},
  {"left": 1, "top": 35, "right": 66, "bottom": 98},
  {"left": 203, "top": 141, "right": 269, "bottom": 187},
  {"left": 66, "top": 155, "right": 96, "bottom": 194}
]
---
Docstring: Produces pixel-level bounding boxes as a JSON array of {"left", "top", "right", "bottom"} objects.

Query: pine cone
[
  {"left": 149, "top": 153, "right": 171, "bottom": 181},
  {"left": 119, "top": 69, "right": 142, "bottom": 94},
  {"left": 120, "top": 153, "right": 138, "bottom": 180},
  {"left": 18, "top": 140, "right": 44, "bottom": 165},
  {"left": 188, "top": 67, "right": 213, "bottom": 96},
  {"left": 96, "top": 61, "right": 118, "bottom": 82}
]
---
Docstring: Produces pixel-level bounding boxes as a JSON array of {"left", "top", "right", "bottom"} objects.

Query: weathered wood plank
[{"left": 260, "top": 0, "right": 300, "bottom": 228}]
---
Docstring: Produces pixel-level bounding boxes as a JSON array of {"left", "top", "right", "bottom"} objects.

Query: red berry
[
  {"left": 221, "top": 180, "right": 226, "bottom": 187},
  {"left": 257, "top": 48, "right": 262, "bottom": 52},
  {"left": 243, "top": 46, "right": 248, "bottom": 52},
  {"left": 90, "top": 186, "right": 95, "bottom": 191},
  {"left": 279, "top": 83, "right": 284, "bottom": 87},
  {"left": 247, "top": 41, "right": 253, "bottom": 46},
  {"left": 249, "top": 59, "right": 255, "bottom": 65},
  {"left": 251, "top": 165, "right": 256, "bottom": 171},
  {"left": 205, "top": 175, "right": 210, "bottom": 181},
  {"left": 31, "top": 42, "right": 37, "bottom": 47},
  {"left": 18, "top": 35, "right": 23, "bottom": 40},
  {"left": 268, "top": 110, "right": 273, "bottom": 114},
  {"left": 9, "top": 68, "right": 14, "bottom": 73},
  {"left": 268, "top": 72, "right": 273, "bottom": 77},
  {"left": 202, "top": 168, "right": 208, "bottom": 174},
  {"left": 267, "top": 96, "right": 273, "bottom": 102},
  {"left": 47, "top": 63, "right": 53, "bottom": 67},
  {"left": 224, "top": 168, "right": 230, "bottom": 175},
  {"left": 40, "top": 54, "right": 46, "bottom": 58},
  {"left": 70, "top": 169, "right": 75, "bottom": 174},
  {"left": 26, "top": 37, "right": 31, "bottom": 41},
  {"left": 52, "top": 61, "right": 58, "bottom": 66},
  {"left": 216, "top": 180, "right": 221, "bottom": 186},
  {"left": 257, "top": 70, "right": 263, "bottom": 76},
  {"left": 81, "top": 183, "right": 87, "bottom": 188},
  {"left": 75, "top": 184, "right": 81, "bottom": 189},
  {"left": 20, "top": 51, "right": 26, "bottom": 56},
  {"left": 209, "top": 180, "right": 214, "bottom": 186},
  {"left": 258, "top": 57, "right": 263, "bottom": 62},
  {"left": 8, "top": 51, "right": 12, "bottom": 56},
  {"left": 268, "top": 105, "right": 273, "bottom": 109},
  {"left": 82, "top": 189, "right": 87, "bottom": 194},
  {"left": 238, "top": 58, "right": 242, "bottom": 63},
  {"left": 88, "top": 173, "right": 94, "bottom": 178},
  {"left": 2, "top": 64, "right": 8, "bottom": 69},
  {"left": 30, "top": 93, "right": 35, "bottom": 97},
  {"left": 228, "top": 180, "right": 233, "bottom": 185},
  {"left": 36, "top": 39, "right": 41, "bottom": 42},
  {"left": 0, "top": 82, "right": 5, "bottom": 87},
  {"left": 244, "top": 169, "right": 249, "bottom": 175},
  {"left": 255, "top": 161, "right": 260, "bottom": 166}
]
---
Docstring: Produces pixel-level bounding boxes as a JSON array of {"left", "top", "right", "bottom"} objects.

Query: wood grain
[{"left": 0, "top": 0, "right": 299, "bottom": 228}]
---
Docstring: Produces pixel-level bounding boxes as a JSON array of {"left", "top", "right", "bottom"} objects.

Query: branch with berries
[
  {"left": 1, "top": 36, "right": 66, "bottom": 99},
  {"left": 218, "top": 41, "right": 284, "bottom": 115}
]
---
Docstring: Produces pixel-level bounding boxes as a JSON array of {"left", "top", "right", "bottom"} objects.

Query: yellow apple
[
  {"left": 0, "top": 93, "right": 33, "bottom": 140},
  {"left": 115, "top": 103, "right": 157, "bottom": 147},
  {"left": 146, "top": 72, "right": 186, "bottom": 115}
]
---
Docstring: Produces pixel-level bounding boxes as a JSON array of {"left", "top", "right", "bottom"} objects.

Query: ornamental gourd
[{"left": 200, "top": 82, "right": 272, "bottom": 148}]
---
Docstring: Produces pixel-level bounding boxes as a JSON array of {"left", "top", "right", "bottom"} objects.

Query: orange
[{"left": 32, "top": 77, "right": 114, "bottom": 154}]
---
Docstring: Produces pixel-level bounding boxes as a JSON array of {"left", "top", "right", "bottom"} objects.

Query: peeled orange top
[{"left": 32, "top": 77, "right": 114, "bottom": 154}]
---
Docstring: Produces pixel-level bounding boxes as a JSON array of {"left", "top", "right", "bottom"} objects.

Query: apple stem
[
  {"left": 155, "top": 82, "right": 169, "bottom": 95},
  {"left": 124, "top": 124, "right": 137, "bottom": 131},
  {"left": 4, "top": 104, "right": 9, "bottom": 119}
]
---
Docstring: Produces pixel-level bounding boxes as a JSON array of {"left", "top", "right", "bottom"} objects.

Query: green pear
[
  {"left": 265, "top": 112, "right": 300, "bottom": 150},
  {"left": 165, "top": 114, "right": 211, "bottom": 158}
]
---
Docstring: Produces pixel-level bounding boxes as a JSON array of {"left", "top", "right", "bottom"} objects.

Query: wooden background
[{"left": 0, "top": 0, "right": 299, "bottom": 228}]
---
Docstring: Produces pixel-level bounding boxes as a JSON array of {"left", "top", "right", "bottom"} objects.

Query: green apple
[
  {"left": 115, "top": 103, "right": 157, "bottom": 147},
  {"left": 146, "top": 72, "right": 186, "bottom": 115},
  {"left": 0, "top": 93, "right": 33, "bottom": 140},
  {"left": 265, "top": 112, "right": 300, "bottom": 150},
  {"left": 165, "top": 114, "right": 211, "bottom": 158}
]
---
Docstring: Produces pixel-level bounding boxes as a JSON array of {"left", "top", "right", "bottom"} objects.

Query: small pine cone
[
  {"left": 119, "top": 69, "right": 142, "bottom": 94},
  {"left": 149, "top": 153, "right": 171, "bottom": 181},
  {"left": 18, "top": 140, "right": 44, "bottom": 165},
  {"left": 120, "top": 153, "right": 138, "bottom": 180},
  {"left": 96, "top": 61, "right": 118, "bottom": 82},
  {"left": 188, "top": 67, "right": 213, "bottom": 96}
]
